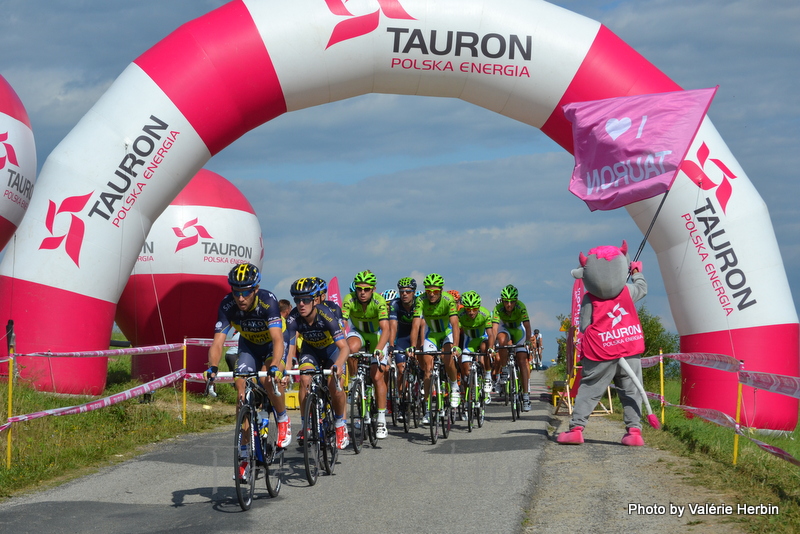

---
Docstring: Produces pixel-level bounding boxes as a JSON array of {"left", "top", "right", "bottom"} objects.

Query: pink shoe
[
  {"left": 621, "top": 427, "right": 645, "bottom": 446},
  {"left": 556, "top": 426, "right": 584, "bottom": 444}
]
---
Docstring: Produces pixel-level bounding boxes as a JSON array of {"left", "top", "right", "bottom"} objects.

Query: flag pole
[{"left": 631, "top": 189, "right": 670, "bottom": 264}]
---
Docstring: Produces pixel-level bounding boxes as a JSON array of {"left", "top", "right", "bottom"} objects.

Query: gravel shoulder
[{"left": 524, "top": 401, "right": 749, "bottom": 534}]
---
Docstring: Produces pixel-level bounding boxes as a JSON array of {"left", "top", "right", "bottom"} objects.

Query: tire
[
  {"left": 411, "top": 375, "right": 421, "bottom": 429},
  {"left": 349, "top": 379, "right": 365, "bottom": 454},
  {"left": 441, "top": 380, "right": 452, "bottom": 439},
  {"left": 401, "top": 371, "right": 412, "bottom": 433},
  {"left": 509, "top": 368, "right": 517, "bottom": 422},
  {"left": 262, "top": 408, "right": 282, "bottom": 498},
  {"left": 234, "top": 405, "right": 257, "bottom": 510},
  {"left": 367, "top": 388, "right": 378, "bottom": 448},
  {"left": 466, "top": 371, "right": 475, "bottom": 433},
  {"left": 388, "top": 368, "right": 398, "bottom": 428},
  {"left": 477, "top": 376, "right": 486, "bottom": 429},
  {"left": 321, "top": 398, "right": 338, "bottom": 475},
  {"left": 429, "top": 376, "right": 439, "bottom": 444},
  {"left": 302, "top": 390, "right": 321, "bottom": 486}
]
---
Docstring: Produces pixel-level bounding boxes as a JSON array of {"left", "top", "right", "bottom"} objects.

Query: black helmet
[
  {"left": 228, "top": 263, "right": 261, "bottom": 289},
  {"left": 290, "top": 278, "right": 317, "bottom": 298}
]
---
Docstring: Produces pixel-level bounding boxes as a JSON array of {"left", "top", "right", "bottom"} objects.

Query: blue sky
[{"left": 2, "top": 0, "right": 799, "bottom": 359}]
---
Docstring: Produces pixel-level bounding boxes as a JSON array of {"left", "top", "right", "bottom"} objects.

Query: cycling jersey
[
  {"left": 388, "top": 296, "right": 417, "bottom": 339},
  {"left": 493, "top": 300, "right": 530, "bottom": 330},
  {"left": 286, "top": 303, "right": 346, "bottom": 368},
  {"left": 457, "top": 306, "right": 494, "bottom": 340},
  {"left": 415, "top": 292, "right": 458, "bottom": 350},
  {"left": 215, "top": 289, "right": 287, "bottom": 371},
  {"left": 341, "top": 292, "right": 388, "bottom": 333}
]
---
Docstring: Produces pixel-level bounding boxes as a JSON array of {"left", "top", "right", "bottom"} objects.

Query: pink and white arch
[{"left": 0, "top": 0, "right": 796, "bottom": 429}]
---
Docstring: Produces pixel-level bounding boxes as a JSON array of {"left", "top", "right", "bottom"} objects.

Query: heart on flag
[{"left": 605, "top": 117, "right": 631, "bottom": 140}]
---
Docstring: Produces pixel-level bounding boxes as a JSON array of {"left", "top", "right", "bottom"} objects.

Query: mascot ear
[
  {"left": 620, "top": 240, "right": 628, "bottom": 255},
  {"left": 579, "top": 252, "right": 587, "bottom": 267},
  {"left": 571, "top": 267, "right": 584, "bottom": 279}
]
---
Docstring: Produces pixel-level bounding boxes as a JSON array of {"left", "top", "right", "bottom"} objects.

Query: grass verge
[
  {"left": 545, "top": 364, "right": 800, "bottom": 534},
  {"left": 0, "top": 354, "right": 238, "bottom": 500}
]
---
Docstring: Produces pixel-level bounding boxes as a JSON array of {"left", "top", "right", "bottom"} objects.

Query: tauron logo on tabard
[
  {"left": 39, "top": 192, "right": 94, "bottom": 267},
  {"left": 0, "top": 132, "right": 19, "bottom": 170},
  {"left": 607, "top": 303, "right": 628, "bottom": 328},
  {"left": 679, "top": 142, "right": 737, "bottom": 214},
  {"left": 325, "top": 0, "right": 415, "bottom": 48},
  {"left": 172, "top": 218, "right": 213, "bottom": 252}
]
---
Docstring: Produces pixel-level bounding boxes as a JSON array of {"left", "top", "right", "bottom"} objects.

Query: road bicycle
[
  {"left": 462, "top": 352, "right": 488, "bottom": 432},
  {"left": 206, "top": 371, "right": 284, "bottom": 511},
  {"left": 285, "top": 366, "right": 341, "bottom": 486},
  {"left": 386, "top": 352, "right": 401, "bottom": 428},
  {"left": 347, "top": 352, "right": 379, "bottom": 453},
  {"left": 399, "top": 353, "right": 423, "bottom": 433},
  {"left": 417, "top": 350, "right": 452, "bottom": 444},
  {"left": 497, "top": 342, "right": 529, "bottom": 421}
]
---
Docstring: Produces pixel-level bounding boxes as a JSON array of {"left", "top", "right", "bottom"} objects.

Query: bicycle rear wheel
[
  {"left": 322, "top": 398, "right": 338, "bottom": 475},
  {"left": 234, "top": 405, "right": 257, "bottom": 510},
  {"left": 515, "top": 370, "right": 523, "bottom": 419},
  {"left": 401, "top": 370, "right": 412, "bottom": 433},
  {"left": 349, "top": 378, "right": 365, "bottom": 454},
  {"left": 508, "top": 368, "right": 517, "bottom": 422},
  {"left": 262, "top": 408, "right": 282, "bottom": 497},
  {"left": 476, "top": 375, "right": 486, "bottom": 428},
  {"left": 302, "top": 391, "right": 321, "bottom": 486}
]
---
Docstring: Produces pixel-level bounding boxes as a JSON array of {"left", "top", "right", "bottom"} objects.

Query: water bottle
[{"left": 259, "top": 410, "right": 269, "bottom": 437}]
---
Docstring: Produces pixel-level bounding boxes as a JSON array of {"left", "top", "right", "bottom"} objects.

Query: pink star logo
[
  {"left": 172, "top": 218, "right": 213, "bottom": 252},
  {"left": 325, "top": 0, "right": 415, "bottom": 49},
  {"left": 0, "top": 132, "right": 19, "bottom": 170},
  {"left": 39, "top": 192, "right": 94, "bottom": 267},
  {"left": 679, "top": 142, "right": 738, "bottom": 214}
]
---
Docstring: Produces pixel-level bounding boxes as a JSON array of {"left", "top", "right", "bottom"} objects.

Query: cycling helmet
[
  {"left": 228, "top": 263, "right": 261, "bottom": 289},
  {"left": 353, "top": 270, "right": 377, "bottom": 287},
  {"left": 423, "top": 273, "right": 445, "bottom": 288},
  {"left": 500, "top": 284, "right": 519, "bottom": 301},
  {"left": 397, "top": 277, "right": 417, "bottom": 291},
  {"left": 496, "top": 297, "right": 502, "bottom": 305},
  {"left": 447, "top": 289, "right": 461, "bottom": 302},
  {"left": 290, "top": 278, "right": 317, "bottom": 298},
  {"left": 311, "top": 276, "right": 328, "bottom": 297},
  {"left": 350, "top": 281, "right": 356, "bottom": 292},
  {"left": 461, "top": 290, "right": 481, "bottom": 308},
  {"left": 415, "top": 290, "right": 423, "bottom": 298},
  {"left": 534, "top": 329, "right": 540, "bottom": 335},
  {"left": 382, "top": 289, "right": 398, "bottom": 301}
]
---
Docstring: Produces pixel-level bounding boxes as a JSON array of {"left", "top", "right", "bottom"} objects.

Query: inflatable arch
[{"left": 0, "top": 1, "right": 796, "bottom": 428}]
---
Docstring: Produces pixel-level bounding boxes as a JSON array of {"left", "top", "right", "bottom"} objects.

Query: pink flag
[
  {"left": 563, "top": 87, "right": 717, "bottom": 211},
  {"left": 328, "top": 276, "right": 342, "bottom": 307}
]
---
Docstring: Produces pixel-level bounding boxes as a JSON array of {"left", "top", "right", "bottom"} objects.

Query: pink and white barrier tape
[
  {"left": 641, "top": 355, "right": 661, "bottom": 369},
  {"left": 739, "top": 370, "right": 800, "bottom": 400},
  {"left": 660, "top": 352, "right": 741, "bottom": 372},
  {"left": 21, "top": 343, "right": 185, "bottom": 358},
  {"left": 0, "top": 370, "right": 186, "bottom": 433}
]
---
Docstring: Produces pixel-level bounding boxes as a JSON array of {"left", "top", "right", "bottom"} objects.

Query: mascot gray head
[{"left": 571, "top": 241, "right": 630, "bottom": 300}]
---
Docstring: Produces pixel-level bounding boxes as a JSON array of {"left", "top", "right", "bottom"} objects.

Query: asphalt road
[{"left": 0, "top": 374, "right": 551, "bottom": 534}]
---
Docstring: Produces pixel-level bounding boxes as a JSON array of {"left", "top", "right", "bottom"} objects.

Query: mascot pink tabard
[{"left": 557, "top": 241, "right": 654, "bottom": 446}]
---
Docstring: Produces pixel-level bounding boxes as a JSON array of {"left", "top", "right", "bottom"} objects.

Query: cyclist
[
  {"left": 456, "top": 290, "right": 496, "bottom": 403},
  {"left": 411, "top": 273, "right": 461, "bottom": 424},
  {"left": 341, "top": 270, "right": 392, "bottom": 439},
  {"left": 285, "top": 278, "right": 351, "bottom": 449},
  {"left": 494, "top": 284, "right": 534, "bottom": 412},
  {"left": 388, "top": 277, "right": 419, "bottom": 402},
  {"left": 531, "top": 328, "right": 543, "bottom": 370},
  {"left": 206, "top": 263, "right": 292, "bottom": 454},
  {"left": 447, "top": 289, "right": 463, "bottom": 311}
]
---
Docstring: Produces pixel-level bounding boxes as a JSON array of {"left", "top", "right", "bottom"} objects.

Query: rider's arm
[
  {"left": 208, "top": 331, "right": 227, "bottom": 374},
  {"left": 377, "top": 318, "right": 391, "bottom": 352},
  {"left": 334, "top": 337, "right": 350, "bottom": 375},
  {"left": 268, "top": 325, "right": 285, "bottom": 369},
  {"left": 449, "top": 314, "right": 460, "bottom": 352}
]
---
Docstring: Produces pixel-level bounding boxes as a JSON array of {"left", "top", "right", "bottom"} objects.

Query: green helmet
[
  {"left": 461, "top": 290, "right": 481, "bottom": 308},
  {"left": 500, "top": 284, "right": 519, "bottom": 301},
  {"left": 397, "top": 277, "right": 417, "bottom": 291},
  {"left": 353, "top": 270, "right": 377, "bottom": 287},
  {"left": 423, "top": 273, "right": 445, "bottom": 288}
]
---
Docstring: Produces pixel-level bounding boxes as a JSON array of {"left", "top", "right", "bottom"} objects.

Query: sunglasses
[
  {"left": 425, "top": 288, "right": 442, "bottom": 294},
  {"left": 294, "top": 296, "right": 315, "bottom": 305},
  {"left": 464, "top": 306, "right": 480, "bottom": 311},
  {"left": 355, "top": 286, "right": 373, "bottom": 292},
  {"left": 232, "top": 287, "right": 256, "bottom": 298},
  {"left": 398, "top": 289, "right": 414, "bottom": 294},
  {"left": 502, "top": 299, "right": 517, "bottom": 304}
]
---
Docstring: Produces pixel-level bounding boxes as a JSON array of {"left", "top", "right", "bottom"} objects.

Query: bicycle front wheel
[
  {"left": 466, "top": 371, "right": 476, "bottom": 433},
  {"left": 401, "top": 371, "right": 412, "bottom": 433},
  {"left": 367, "top": 387, "right": 378, "bottom": 448},
  {"left": 234, "top": 405, "right": 257, "bottom": 510},
  {"left": 388, "top": 367, "right": 398, "bottom": 428},
  {"left": 302, "top": 391, "right": 321, "bottom": 486},
  {"left": 349, "top": 378, "right": 365, "bottom": 453},
  {"left": 321, "top": 398, "right": 338, "bottom": 475},
  {"left": 509, "top": 366, "right": 518, "bottom": 422},
  {"left": 429, "top": 377, "right": 439, "bottom": 444},
  {"left": 262, "top": 408, "right": 282, "bottom": 497}
]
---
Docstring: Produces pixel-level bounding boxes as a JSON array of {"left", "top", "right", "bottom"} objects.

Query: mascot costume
[{"left": 557, "top": 241, "right": 654, "bottom": 446}]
